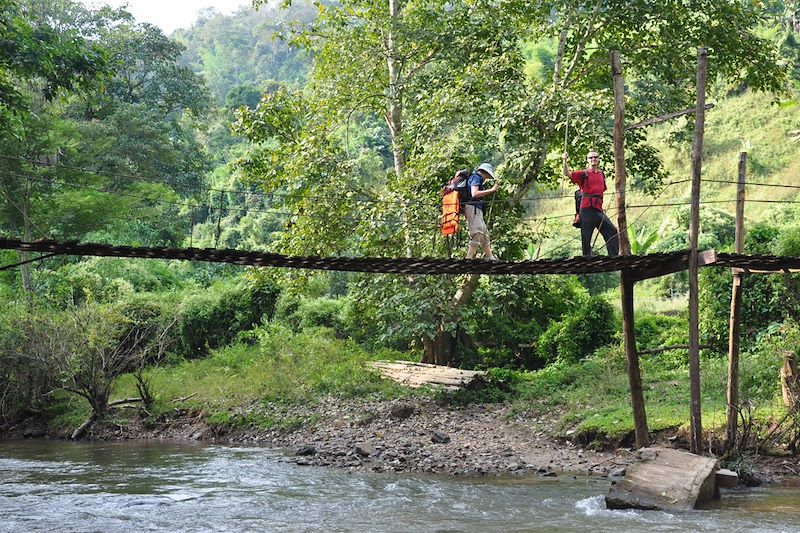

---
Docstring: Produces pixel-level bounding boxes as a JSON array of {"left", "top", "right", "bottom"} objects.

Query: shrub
[
  {"left": 699, "top": 222, "right": 795, "bottom": 354},
  {"left": 461, "top": 275, "right": 589, "bottom": 369},
  {"left": 177, "top": 277, "right": 280, "bottom": 357},
  {"left": 38, "top": 257, "right": 184, "bottom": 307},
  {"left": 635, "top": 312, "right": 688, "bottom": 351},
  {"left": 535, "top": 297, "right": 618, "bottom": 365},
  {"left": 275, "top": 294, "right": 347, "bottom": 334}
]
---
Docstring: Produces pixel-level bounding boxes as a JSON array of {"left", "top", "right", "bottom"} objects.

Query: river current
[{"left": 1, "top": 440, "right": 799, "bottom": 532}]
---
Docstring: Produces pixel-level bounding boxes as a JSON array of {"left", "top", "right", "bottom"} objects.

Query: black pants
[{"left": 579, "top": 207, "right": 619, "bottom": 257}]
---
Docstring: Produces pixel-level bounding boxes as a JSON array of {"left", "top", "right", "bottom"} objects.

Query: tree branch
[
  {"left": 639, "top": 343, "right": 714, "bottom": 355},
  {"left": 561, "top": 0, "right": 602, "bottom": 87},
  {"left": 553, "top": 17, "right": 571, "bottom": 85}
]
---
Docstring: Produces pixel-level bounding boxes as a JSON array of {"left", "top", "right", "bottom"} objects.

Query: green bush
[
  {"left": 177, "top": 277, "right": 281, "bottom": 357},
  {"left": 635, "top": 312, "right": 688, "bottom": 351},
  {"left": 273, "top": 293, "right": 347, "bottom": 336},
  {"left": 535, "top": 297, "right": 618, "bottom": 365},
  {"left": 38, "top": 257, "right": 184, "bottom": 307},
  {"left": 777, "top": 224, "right": 800, "bottom": 256},
  {"left": 462, "top": 275, "right": 589, "bottom": 369},
  {"left": 116, "top": 292, "right": 183, "bottom": 362},
  {"left": 699, "top": 222, "right": 795, "bottom": 354}
]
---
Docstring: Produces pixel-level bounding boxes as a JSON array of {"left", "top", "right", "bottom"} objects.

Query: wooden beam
[
  {"left": 627, "top": 249, "right": 716, "bottom": 282},
  {"left": 611, "top": 51, "right": 646, "bottom": 448},
  {"left": 688, "top": 47, "right": 708, "bottom": 455},
  {"left": 622, "top": 270, "right": 649, "bottom": 447},
  {"left": 732, "top": 267, "right": 800, "bottom": 274},
  {"left": 625, "top": 104, "right": 715, "bottom": 131},
  {"left": 605, "top": 448, "right": 719, "bottom": 511}
]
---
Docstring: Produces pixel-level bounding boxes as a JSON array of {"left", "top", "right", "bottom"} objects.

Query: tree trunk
[
  {"left": 71, "top": 412, "right": 97, "bottom": 440},
  {"left": 385, "top": 0, "right": 412, "bottom": 259},
  {"left": 422, "top": 274, "right": 481, "bottom": 365},
  {"left": 424, "top": 136, "right": 550, "bottom": 365},
  {"left": 782, "top": 351, "right": 798, "bottom": 408},
  {"left": 421, "top": 323, "right": 456, "bottom": 365}
]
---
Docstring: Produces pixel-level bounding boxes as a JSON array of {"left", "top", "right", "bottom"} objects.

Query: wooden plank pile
[{"left": 367, "top": 360, "right": 485, "bottom": 390}]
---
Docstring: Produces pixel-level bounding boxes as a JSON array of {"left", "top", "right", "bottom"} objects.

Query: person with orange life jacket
[
  {"left": 442, "top": 164, "right": 500, "bottom": 259},
  {"left": 562, "top": 151, "right": 619, "bottom": 257},
  {"left": 463, "top": 163, "right": 500, "bottom": 259}
]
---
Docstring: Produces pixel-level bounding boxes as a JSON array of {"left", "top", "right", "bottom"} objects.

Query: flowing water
[{"left": 1, "top": 440, "right": 799, "bottom": 532}]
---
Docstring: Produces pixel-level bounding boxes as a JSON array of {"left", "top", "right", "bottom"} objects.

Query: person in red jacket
[{"left": 562, "top": 151, "right": 619, "bottom": 257}]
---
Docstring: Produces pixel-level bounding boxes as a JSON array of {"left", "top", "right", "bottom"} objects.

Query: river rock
[
  {"left": 390, "top": 403, "right": 415, "bottom": 420},
  {"left": 355, "top": 443, "right": 375, "bottom": 457},
  {"left": 716, "top": 468, "right": 739, "bottom": 488},
  {"left": 296, "top": 445, "right": 316, "bottom": 456},
  {"left": 431, "top": 431, "right": 450, "bottom": 444}
]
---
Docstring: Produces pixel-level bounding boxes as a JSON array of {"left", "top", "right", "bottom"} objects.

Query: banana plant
[{"left": 628, "top": 225, "right": 659, "bottom": 256}]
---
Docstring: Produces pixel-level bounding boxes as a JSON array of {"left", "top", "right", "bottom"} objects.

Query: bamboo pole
[
  {"left": 611, "top": 50, "right": 648, "bottom": 447},
  {"left": 725, "top": 152, "right": 747, "bottom": 451},
  {"left": 688, "top": 47, "right": 708, "bottom": 455}
]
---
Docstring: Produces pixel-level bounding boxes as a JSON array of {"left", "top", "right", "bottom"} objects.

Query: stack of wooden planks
[{"left": 367, "top": 360, "right": 485, "bottom": 390}]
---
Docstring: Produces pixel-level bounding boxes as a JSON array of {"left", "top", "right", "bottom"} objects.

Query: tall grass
[
  {"left": 508, "top": 343, "right": 784, "bottom": 441},
  {"left": 113, "top": 324, "right": 414, "bottom": 417}
]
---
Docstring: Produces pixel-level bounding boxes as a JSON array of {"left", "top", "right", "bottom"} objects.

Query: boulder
[
  {"left": 296, "top": 445, "right": 316, "bottom": 456},
  {"left": 355, "top": 443, "right": 375, "bottom": 457}
]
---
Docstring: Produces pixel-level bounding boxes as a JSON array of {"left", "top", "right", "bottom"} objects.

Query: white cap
[{"left": 475, "top": 162, "right": 495, "bottom": 179}]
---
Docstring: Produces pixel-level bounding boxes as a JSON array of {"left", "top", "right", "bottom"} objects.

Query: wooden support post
[
  {"left": 214, "top": 192, "right": 225, "bottom": 249},
  {"left": 688, "top": 47, "right": 708, "bottom": 455},
  {"left": 725, "top": 152, "right": 746, "bottom": 452},
  {"left": 611, "top": 51, "right": 631, "bottom": 256},
  {"left": 611, "top": 51, "right": 647, "bottom": 447},
  {"left": 622, "top": 270, "right": 649, "bottom": 448}
]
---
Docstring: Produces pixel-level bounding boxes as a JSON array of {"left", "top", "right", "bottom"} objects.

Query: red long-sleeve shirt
[{"left": 570, "top": 169, "right": 606, "bottom": 211}]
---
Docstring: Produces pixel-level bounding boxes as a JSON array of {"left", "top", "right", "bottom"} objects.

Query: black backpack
[{"left": 447, "top": 169, "right": 472, "bottom": 209}]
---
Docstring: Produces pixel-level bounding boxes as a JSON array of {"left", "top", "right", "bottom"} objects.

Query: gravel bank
[{"left": 209, "top": 397, "right": 631, "bottom": 478}]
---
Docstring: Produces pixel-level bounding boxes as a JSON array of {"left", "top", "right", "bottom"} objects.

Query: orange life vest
[{"left": 441, "top": 190, "right": 460, "bottom": 236}]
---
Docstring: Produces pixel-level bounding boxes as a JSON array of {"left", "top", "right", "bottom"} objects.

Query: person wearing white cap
[{"left": 464, "top": 162, "right": 500, "bottom": 259}]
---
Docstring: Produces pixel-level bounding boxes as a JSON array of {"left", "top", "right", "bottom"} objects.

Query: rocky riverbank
[
  {"left": 6, "top": 395, "right": 798, "bottom": 483},
  {"left": 225, "top": 397, "right": 631, "bottom": 478}
]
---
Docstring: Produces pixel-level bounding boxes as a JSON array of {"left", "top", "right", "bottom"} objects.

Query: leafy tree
[
  {"left": 236, "top": 0, "right": 788, "bottom": 365},
  {"left": 0, "top": 0, "right": 108, "bottom": 131}
]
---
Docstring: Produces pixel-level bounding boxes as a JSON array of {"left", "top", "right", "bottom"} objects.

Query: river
[{"left": 1, "top": 440, "right": 799, "bottom": 532}]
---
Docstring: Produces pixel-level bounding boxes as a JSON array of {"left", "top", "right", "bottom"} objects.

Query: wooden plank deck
[{"left": 367, "top": 360, "right": 485, "bottom": 389}]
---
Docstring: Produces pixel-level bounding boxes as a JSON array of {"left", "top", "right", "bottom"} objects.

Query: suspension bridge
[{"left": 2, "top": 238, "right": 800, "bottom": 277}]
